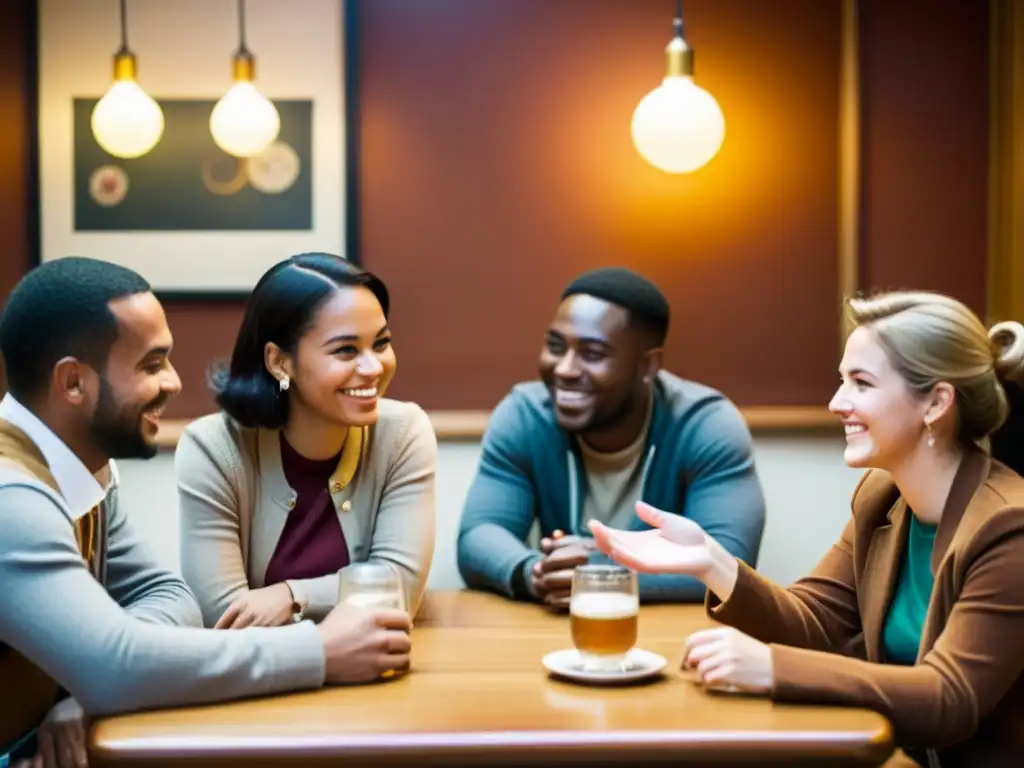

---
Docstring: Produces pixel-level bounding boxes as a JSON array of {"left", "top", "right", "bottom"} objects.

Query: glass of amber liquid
[
  {"left": 569, "top": 564, "right": 639, "bottom": 673},
  {"left": 338, "top": 562, "right": 406, "bottom": 611}
]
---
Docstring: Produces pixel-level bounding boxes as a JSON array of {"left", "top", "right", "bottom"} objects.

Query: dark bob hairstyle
[{"left": 210, "top": 252, "right": 389, "bottom": 429}]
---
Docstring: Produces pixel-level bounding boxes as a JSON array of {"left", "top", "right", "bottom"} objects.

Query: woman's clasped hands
[{"left": 587, "top": 501, "right": 774, "bottom": 695}]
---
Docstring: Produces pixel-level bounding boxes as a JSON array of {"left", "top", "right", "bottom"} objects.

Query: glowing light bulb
[
  {"left": 210, "top": 55, "right": 280, "bottom": 157},
  {"left": 90, "top": 54, "right": 164, "bottom": 159},
  {"left": 631, "top": 32, "right": 725, "bottom": 173},
  {"left": 631, "top": 75, "right": 725, "bottom": 173}
]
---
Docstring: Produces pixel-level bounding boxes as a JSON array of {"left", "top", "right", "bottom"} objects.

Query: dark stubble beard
[
  {"left": 88, "top": 378, "right": 162, "bottom": 460},
  {"left": 578, "top": 390, "right": 640, "bottom": 435}
]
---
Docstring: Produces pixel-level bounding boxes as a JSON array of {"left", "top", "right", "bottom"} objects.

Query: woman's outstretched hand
[
  {"left": 587, "top": 501, "right": 739, "bottom": 600},
  {"left": 587, "top": 501, "right": 712, "bottom": 576}
]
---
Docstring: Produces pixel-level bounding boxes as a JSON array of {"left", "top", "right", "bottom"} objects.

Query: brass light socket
[
  {"left": 112, "top": 52, "right": 138, "bottom": 81},
  {"left": 665, "top": 35, "right": 694, "bottom": 77},
  {"left": 232, "top": 52, "right": 256, "bottom": 82}
]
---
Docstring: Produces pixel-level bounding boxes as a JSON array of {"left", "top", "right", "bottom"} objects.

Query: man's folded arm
[{"left": 0, "top": 486, "right": 326, "bottom": 717}]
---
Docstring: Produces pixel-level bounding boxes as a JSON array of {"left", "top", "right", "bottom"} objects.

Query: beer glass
[
  {"left": 569, "top": 564, "right": 639, "bottom": 672},
  {"left": 338, "top": 562, "right": 406, "bottom": 611}
]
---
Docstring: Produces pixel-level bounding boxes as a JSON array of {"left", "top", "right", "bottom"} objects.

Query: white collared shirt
[{"left": 0, "top": 394, "right": 111, "bottom": 520}]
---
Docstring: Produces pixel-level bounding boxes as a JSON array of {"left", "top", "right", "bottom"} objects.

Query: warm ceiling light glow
[
  {"left": 210, "top": 0, "right": 280, "bottom": 157},
  {"left": 90, "top": 1, "right": 164, "bottom": 159},
  {"left": 210, "top": 56, "right": 281, "bottom": 157},
  {"left": 631, "top": 5, "right": 724, "bottom": 174}
]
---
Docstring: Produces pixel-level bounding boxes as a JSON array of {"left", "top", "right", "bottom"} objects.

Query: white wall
[{"left": 119, "top": 434, "right": 861, "bottom": 590}]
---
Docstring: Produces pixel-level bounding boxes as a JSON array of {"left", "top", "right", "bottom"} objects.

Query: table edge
[{"left": 92, "top": 725, "right": 895, "bottom": 761}]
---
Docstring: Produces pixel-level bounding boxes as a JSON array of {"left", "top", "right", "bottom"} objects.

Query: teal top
[{"left": 881, "top": 514, "right": 938, "bottom": 665}]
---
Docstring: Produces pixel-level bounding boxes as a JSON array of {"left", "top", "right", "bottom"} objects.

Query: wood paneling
[
  {"left": 0, "top": 0, "right": 34, "bottom": 315},
  {"left": 858, "top": 0, "right": 990, "bottom": 312},
  {"left": 0, "top": 1, "right": 996, "bottom": 431},
  {"left": 358, "top": 0, "right": 843, "bottom": 410},
  {"left": 988, "top": 0, "right": 1024, "bottom": 325},
  {"left": 153, "top": 406, "right": 840, "bottom": 448}
]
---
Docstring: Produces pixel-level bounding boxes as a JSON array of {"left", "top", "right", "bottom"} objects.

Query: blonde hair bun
[{"left": 990, "top": 320, "right": 1024, "bottom": 382}]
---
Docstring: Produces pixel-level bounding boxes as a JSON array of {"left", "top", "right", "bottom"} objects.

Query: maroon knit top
[{"left": 263, "top": 433, "right": 350, "bottom": 586}]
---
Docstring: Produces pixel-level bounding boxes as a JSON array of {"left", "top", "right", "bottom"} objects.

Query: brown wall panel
[
  {"left": 0, "top": 0, "right": 35, "bottom": 396},
  {"left": 160, "top": 304, "right": 243, "bottom": 419},
  {"left": 859, "top": 0, "right": 989, "bottom": 314},
  {"left": 0, "top": 1, "right": 33, "bottom": 303},
  {"left": 0, "top": 1, "right": 995, "bottom": 421},
  {"left": 359, "top": 0, "right": 843, "bottom": 410}
]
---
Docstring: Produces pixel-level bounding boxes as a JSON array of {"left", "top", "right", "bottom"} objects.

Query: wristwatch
[{"left": 286, "top": 581, "right": 308, "bottom": 623}]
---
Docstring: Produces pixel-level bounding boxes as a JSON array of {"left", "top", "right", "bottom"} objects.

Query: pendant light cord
[
  {"left": 237, "top": 0, "right": 250, "bottom": 56},
  {"left": 118, "top": 0, "right": 129, "bottom": 54},
  {"left": 674, "top": 0, "right": 684, "bottom": 38}
]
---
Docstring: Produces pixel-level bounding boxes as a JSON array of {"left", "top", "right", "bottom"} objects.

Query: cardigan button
[
  {"left": 330, "top": 482, "right": 343, "bottom": 493},
  {"left": 341, "top": 500, "right": 352, "bottom": 512},
  {"left": 286, "top": 498, "right": 296, "bottom": 510}
]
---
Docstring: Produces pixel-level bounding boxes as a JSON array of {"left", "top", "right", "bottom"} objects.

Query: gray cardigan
[
  {"left": 0, "top": 465, "right": 325, "bottom": 717},
  {"left": 176, "top": 399, "right": 437, "bottom": 628}
]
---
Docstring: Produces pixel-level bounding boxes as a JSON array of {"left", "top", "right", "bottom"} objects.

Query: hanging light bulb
[
  {"left": 91, "top": 0, "right": 164, "bottom": 159},
  {"left": 631, "top": 0, "right": 725, "bottom": 174},
  {"left": 210, "top": 0, "right": 280, "bottom": 157}
]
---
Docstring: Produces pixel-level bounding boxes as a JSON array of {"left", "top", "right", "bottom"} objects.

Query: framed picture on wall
[{"left": 34, "top": 0, "right": 354, "bottom": 297}]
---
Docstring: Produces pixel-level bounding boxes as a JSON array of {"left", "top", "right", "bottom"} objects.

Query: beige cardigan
[{"left": 175, "top": 399, "right": 437, "bottom": 628}]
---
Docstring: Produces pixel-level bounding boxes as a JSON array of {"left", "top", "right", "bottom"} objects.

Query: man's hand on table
[
  {"left": 531, "top": 532, "right": 597, "bottom": 610},
  {"left": 317, "top": 602, "right": 412, "bottom": 684}
]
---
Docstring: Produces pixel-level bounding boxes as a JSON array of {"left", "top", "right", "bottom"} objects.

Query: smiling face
[
  {"left": 538, "top": 294, "right": 651, "bottom": 435},
  {"left": 829, "top": 325, "right": 934, "bottom": 471},
  {"left": 277, "top": 285, "right": 395, "bottom": 429},
  {"left": 90, "top": 292, "right": 182, "bottom": 459}
]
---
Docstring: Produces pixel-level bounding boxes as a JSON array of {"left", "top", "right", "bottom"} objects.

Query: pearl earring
[
  {"left": 279, "top": 375, "right": 290, "bottom": 392},
  {"left": 926, "top": 422, "right": 935, "bottom": 448}
]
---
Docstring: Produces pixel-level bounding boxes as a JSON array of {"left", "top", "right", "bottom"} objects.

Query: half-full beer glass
[
  {"left": 570, "top": 564, "right": 639, "bottom": 672},
  {"left": 338, "top": 562, "right": 405, "bottom": 611}
]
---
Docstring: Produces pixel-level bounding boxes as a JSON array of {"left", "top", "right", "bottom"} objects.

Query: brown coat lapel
[
  {"left": 931, "top": 449, "right": 990, "bottom": 574},
  {"left": 860, "top": 497, "right": 909, "bottom": 662},
  {"left": 858, "top": 449, "right": 991, "bottom": 664}
]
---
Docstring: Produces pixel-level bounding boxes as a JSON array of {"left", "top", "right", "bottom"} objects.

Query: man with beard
[
  {"left": 0, "top": 258, "right": 411, "bottom": 768},
  {"left": 457, "top": 267, "right": 766, "bottom": 608}
]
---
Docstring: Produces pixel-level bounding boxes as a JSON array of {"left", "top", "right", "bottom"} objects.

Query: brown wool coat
[{"left": 708, "top": 448, "right": 1024, "bottom": 767}]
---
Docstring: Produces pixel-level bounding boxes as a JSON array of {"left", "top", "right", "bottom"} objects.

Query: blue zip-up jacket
[{"left": 456, "top": 371, "right": 767, "bottom": 602}]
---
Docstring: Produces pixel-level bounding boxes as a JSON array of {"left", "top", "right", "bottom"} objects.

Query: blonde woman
[
  {"left": 176, "top": 253, "right": 436, "bottom": 630},
  {"left": 589, "top": 291, "right": 1024, "bottom": 766}
]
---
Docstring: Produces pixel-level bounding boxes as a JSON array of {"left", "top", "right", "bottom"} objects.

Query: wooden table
[{"left": 89, "top": 591, "right": 894, "bottom": 766}]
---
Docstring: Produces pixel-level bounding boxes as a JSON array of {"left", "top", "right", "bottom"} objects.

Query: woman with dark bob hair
[{"left": 175, "top": 253, "right": 436, "bottom": 629}]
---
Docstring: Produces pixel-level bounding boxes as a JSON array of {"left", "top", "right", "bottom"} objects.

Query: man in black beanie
[{"left": 457, "top": 267, "right": 766, "bottom": 607}]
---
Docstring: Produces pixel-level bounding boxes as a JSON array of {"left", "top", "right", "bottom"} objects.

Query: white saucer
[{"left": 542, "top": 648, "right": 667, "bottom": 685}]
